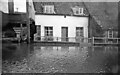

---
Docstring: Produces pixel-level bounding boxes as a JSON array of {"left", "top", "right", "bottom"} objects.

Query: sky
[
  {"left": 4, "top": 0, "right": 119, "bottom": 13},
  {"left": 32, "top": 0, "right": 120, "bottom": 2}
]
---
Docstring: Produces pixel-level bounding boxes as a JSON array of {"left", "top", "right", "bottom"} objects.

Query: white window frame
[
  {"left": 108, "top": 30, "right": 113, "bottom": 38},
  {"left": 79, "top": 8, "right": 84, "bottom": 15},
  {"left": 43, "top": 5, "right": 55, "bottom": 14},
  {"left": 76, "top": 27, "right": 84, "bottom": 37},
  {"left": 44, "top": 27, "right": 53, "bottom": 37},
  {"left": 72, "top": 7, "right": 84, "bottom": 15}
]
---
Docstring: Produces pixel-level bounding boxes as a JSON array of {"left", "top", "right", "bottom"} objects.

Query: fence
[
  {"left": 93, "top": 37, "right": 119, "bottom": 44},
  {"left": 34, "top": 36, "right": 119, "bottom": 44},
  {"left": 34, "top": 36, "right": 91, "bottom": 43}
]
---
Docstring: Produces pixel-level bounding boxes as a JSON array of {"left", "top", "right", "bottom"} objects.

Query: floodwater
[{"left": 2, "top": 43, "right": 118, "bottom": 73}]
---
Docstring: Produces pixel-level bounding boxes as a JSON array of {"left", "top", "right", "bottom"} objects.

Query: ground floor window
[
  {"left": 37, "top": 25, "right": 41, "bottom": 36},
  {"left": 45, "top": 27, "right": 53, "bottom": 36},
  {"left": 108, "top": 30, "right": 113, "bottom": 38},
  {"left": 76, "top": 27, "right": 84, "bottom": 37},
  {"left": 44, "top": 26, "right": 53, "bottom": 41},
  {"left": 76, "top": 27, "right": 84, "bottom": 42}
]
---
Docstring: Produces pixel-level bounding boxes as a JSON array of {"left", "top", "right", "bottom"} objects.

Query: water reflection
[{"left": 2, "top": 43, "right": 118, "bottom": 73}]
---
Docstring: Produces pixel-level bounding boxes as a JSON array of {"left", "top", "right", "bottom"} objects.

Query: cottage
[{"left": 34, "top": 2, "right": 90, "bottom": 42}]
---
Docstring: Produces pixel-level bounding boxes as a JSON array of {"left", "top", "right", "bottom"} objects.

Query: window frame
[
  {"left": 44, "top": 26, "right": 53, "bottom": 37},
  {"left": 76, "top": 27, "right": 84, "bottom": 37},
  {"left": 108, "top": 30, "right": 113, "bottom": 38},
  {"left": 43, "top": 5, "right": 55, "bottom": 14},
  {"left": 72, "top": 7, "right": 84, "bottom": 15}
]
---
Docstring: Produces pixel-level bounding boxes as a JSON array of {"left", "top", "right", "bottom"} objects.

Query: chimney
[{"left": 8, "top": 0, "right": 14, "bottom": 14}]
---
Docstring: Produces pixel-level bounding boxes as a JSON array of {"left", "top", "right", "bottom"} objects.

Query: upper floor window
[
  {"left": 43, "top": 5, "right": 55, "bottom": 14},
  {"left": 72, "top": 6, "right": 84, "bottom": 15}
]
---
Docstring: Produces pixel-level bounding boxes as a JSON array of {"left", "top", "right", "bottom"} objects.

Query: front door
[{"left": 61, "top": 27, "right": 68, "bottom": 42}]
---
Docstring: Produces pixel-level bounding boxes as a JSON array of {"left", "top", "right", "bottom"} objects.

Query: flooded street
[{"left": 2, "top": 43, "right": 118, "bottom": 73}]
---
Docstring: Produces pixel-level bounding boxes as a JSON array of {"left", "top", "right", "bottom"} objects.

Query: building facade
[
  {"left": 84, "top": 2, "right": 118, "bottom": 38},
  {"left": 34, "top": 2, "right": 90, "bottom": 42},
  {"left": 35, "top": 14, "right": 89, "bottom": 42}
]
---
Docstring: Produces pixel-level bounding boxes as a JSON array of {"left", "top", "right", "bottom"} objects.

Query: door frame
[{"left": 61, "top": 27, "right": 68, "bottom": 41}]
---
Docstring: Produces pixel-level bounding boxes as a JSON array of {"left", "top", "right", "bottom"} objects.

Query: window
[
  {"left": 43, "top": 5, "right": 55, "bottom": 14},
  {"left": 79, "top": 8, "right": 84, "bottom": 14},
  {"left": 76, "top": 27, "right": 84, "bottom": 37},
  {"left": 44, "top": 27, "right": 53, "bottom": 41},
  {"left": 108, "top": 30, "right": 113, "bottom": 38},
  {"left": 76, "top": 27, "right": 84, "bottom": 42},
  {"left": 45, "top": 27, "right": 53, "bottom": 36},
  {"left": 37, "top": 25, "right": 41, "bottom": 36},
  {"left": 72, "top": 6, "right": 84, "bottom": 15}
]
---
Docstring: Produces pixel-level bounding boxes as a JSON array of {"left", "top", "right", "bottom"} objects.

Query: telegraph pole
[{"left": 26, "top": 0, "right": 30, "bottom": 43}]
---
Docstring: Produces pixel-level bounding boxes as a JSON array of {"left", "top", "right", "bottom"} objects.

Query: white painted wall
[
  {"left": 0, "top": 0, "right": 8, "bottom": 13},
  {"left": 35, "top": 15, "right": 89, "bottom": 40},
  {"left": 14, "top": 0, "right": 26, "bottom": 12}
]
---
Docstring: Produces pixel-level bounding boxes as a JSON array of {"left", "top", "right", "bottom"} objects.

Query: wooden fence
[{"left": 92, "top": 37, "right": 119, "bottom": 45}]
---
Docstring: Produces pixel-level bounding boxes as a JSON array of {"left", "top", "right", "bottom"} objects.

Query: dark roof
[
  {"left": 35, "top": 13, "right": 89, "bottom": 17},
  {"left": 33, "top": 2, "right": 89, "bottom": 16},
  {"left": 84, "top": 2, "right": 118, "bottom": 30}
]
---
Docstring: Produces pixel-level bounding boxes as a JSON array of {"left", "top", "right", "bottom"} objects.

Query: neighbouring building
[
  {"left": 118, "top": 1, "right": 120, "bottom": 38},
  {"left": 1, "top": 0, "right": 36, "bottom": 42},
  {"left": 84, "top": 2, "right": 118, "bottom": 38},
  {"left": 103, "top": 28, "right": 118, "bottom": 38},
  {"left": 33, "top": 2, "right": 102, "bottom": 42},
  {"left": 0, "top": 0, "right": 8, "bottom": 30}
]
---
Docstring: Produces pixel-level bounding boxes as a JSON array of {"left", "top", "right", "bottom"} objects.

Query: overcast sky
[
  {"left": 12, "top": 0, "right": 120, "bottom": 12},
  {"left": 32, "top": 0, "right": 120, "bottom": 2},
  {"left": 1, "top": 0, "right": 119, "bottom": 13}
]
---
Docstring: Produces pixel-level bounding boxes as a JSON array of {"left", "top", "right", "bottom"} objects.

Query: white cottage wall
[{"left": 35, "top": 15, "right": 88, "bottom": 40}]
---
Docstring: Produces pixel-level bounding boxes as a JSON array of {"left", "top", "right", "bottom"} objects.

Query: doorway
[{"left": 61, "top": 27, "right": 68, "bottom": 42}]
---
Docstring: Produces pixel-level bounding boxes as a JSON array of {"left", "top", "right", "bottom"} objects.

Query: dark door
[{"left": 61, "top": 27, "right": 68, "bottom": 42}]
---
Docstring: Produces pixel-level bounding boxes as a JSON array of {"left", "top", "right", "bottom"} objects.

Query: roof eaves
[{"left": 35, "top": 13, "right": 89, "bottom": 17}]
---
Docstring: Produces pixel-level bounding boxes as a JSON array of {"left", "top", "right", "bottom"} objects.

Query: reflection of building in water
[
  {"left": 69, "top": 47, "right": 76, "bottom": 50},
  {"left": 53, "top": 46, "right": 61, "bottom": 50},
  {"left": 104, "top": 46, "right": 118, "bottom": 54},
  {"left": 61, "top": 46, "right": 69, "bottom": 51},
  {"left": 86, "top": 47, "right": 93, "bottom": 57}
]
